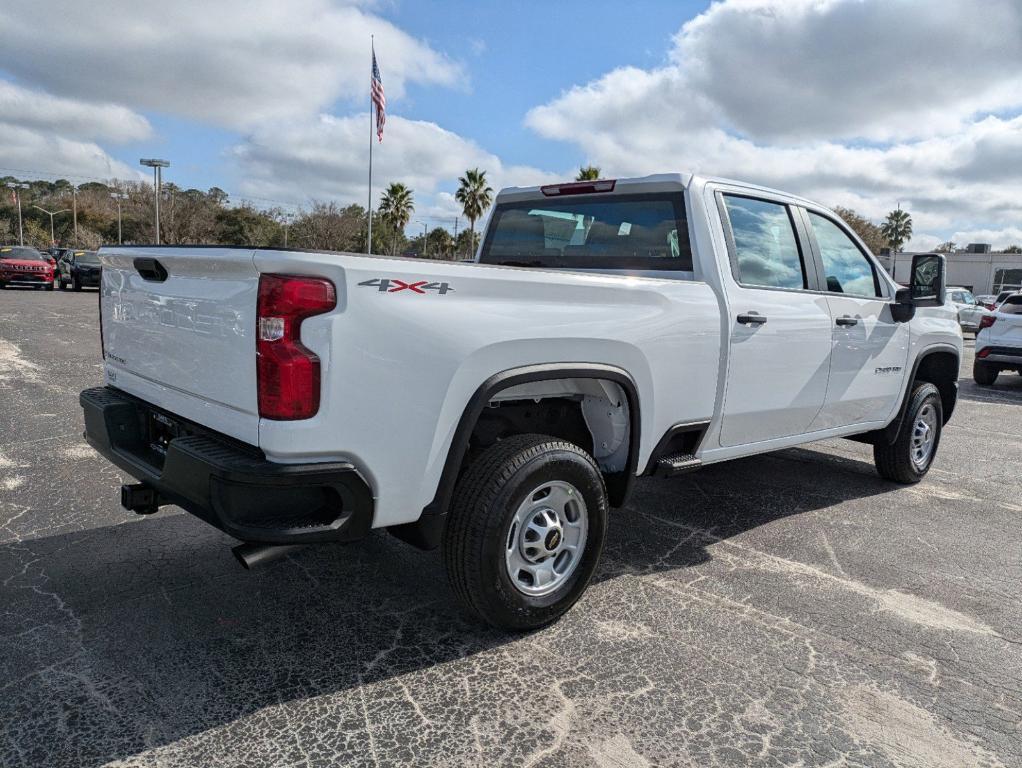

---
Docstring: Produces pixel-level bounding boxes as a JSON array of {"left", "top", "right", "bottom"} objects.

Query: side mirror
[
  {"left": 892, "top": 287, "right": 916, "bottom": 322},
  {"left": 909, "top": 253, "right": 946, "bottom": 307}
]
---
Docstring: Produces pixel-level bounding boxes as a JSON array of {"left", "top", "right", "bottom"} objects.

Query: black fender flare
[
  {"left": 391, "top": 363, "right": 641, "bottom": 550},
  {"left": 880, "top": 344, "right": 960, "bottom": 444}
]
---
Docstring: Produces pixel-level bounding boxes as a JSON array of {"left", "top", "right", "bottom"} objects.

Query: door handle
[
  {"left": 737, "top": 312, "right": 767, "bottom": 325},
  {"left": 836, "top": 315, "right": 858, "bottom": 327}
]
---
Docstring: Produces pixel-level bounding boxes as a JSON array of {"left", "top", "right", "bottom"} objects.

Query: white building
[{"left": 880, "top": 245, "right": 1022, "bottom": 296}]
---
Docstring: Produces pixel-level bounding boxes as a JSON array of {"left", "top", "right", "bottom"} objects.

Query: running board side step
[{"left": 654, "top": 453, "right": 702, "bottom": 477}]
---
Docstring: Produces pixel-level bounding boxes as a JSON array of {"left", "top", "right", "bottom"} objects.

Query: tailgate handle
[{"left": 133, "top": 257, "right": 168, "bottom": 282}]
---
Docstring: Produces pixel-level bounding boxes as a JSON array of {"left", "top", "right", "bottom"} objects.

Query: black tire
[
  {"left": 72, "top": 275, "right": 82, "bottom": 291},
  {"left": 442, "top": 433, "right": 608, "bottom": 631},
  {"left": 874, "top": 382, "right": 942, "bottom": 484},
  {"left": 44, "top": 282, "right": 54, "bottom": 291},
  {"left": 973, "top": 359, "right": 998, "bottom": 386}
]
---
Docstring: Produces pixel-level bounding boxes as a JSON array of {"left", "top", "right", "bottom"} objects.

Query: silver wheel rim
[
  {"left": 504, "top": 480, "right": 588, "bottom": 597},
  {"left": 911, "top": 402, "right": 938, "bottom": 470}
]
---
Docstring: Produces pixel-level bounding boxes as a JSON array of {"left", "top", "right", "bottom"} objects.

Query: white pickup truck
[{"left": 81, "top": 173, "right": 962, "bottom": 629}]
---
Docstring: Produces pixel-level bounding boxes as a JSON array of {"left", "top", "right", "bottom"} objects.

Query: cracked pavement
[{"left": 2, "top": 288, "right": 1020, "bottom": 767}]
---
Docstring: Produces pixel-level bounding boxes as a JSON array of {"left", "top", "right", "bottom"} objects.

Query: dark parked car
[{"left": 57, "top": 250, "right": 101, "bottom": 291}]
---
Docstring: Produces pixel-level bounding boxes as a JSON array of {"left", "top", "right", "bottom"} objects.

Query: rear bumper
[
  {"left": 74, "top": 271, "right": 101, "bottom": 286},
  {"left": 978, "top": 345, "right": 1022, "bottom": 365},
  {"left": 80, "top": 386, "right": 374, "bottom": 544}
]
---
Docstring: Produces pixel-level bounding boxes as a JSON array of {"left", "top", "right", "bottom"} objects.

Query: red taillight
[
  {"left": 977, "top": 347, "right": 990, "bottom": 358},
  {"left": 540, "top": 179, "right": 616, "bottom": 196},
  {"left": 979, "top": 314, "right": 996, "bottom": 331},
  {"left": 257, "top": 274, "right": 336, "bottom": 420}
]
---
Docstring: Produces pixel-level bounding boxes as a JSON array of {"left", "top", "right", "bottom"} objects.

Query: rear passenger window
[
  {"left": 1000, "top": 297, "right": 1022, "bottom": 314},
  {"left": 809, "top": 212, "right": 881, "bottom": 298},
  {"left": 723, "top": 196, "right": 806, "bottom": 290}
]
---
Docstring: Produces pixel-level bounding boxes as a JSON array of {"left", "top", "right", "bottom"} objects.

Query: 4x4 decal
[{"left": 358, "top": 278, "right": 454, "bottom": 295}]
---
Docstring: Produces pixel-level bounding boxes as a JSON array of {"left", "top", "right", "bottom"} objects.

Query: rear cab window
[
  {"left": 478, "top": 192, "right": 692, "bottom": 272},
  {"left": 721, "top": 195, "right": 806, "bottom": 290}
]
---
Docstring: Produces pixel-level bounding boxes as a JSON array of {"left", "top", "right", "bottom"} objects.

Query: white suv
[{"left": 974, "top": 293, "right": 1022, "bottom": 385}]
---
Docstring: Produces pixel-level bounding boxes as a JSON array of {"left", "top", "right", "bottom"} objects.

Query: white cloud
[
  {"left": 0, "top": 123, "right": 140, "bottom": 180},
  {"left": 944, "top": 228, "right": 1022, "bottom": 251},
  {"left": 0, "top": 81, "right": 151, "bottom": 143},
  {"left": 232, "top": 113, "right": 557, "bottom": 216},
  {"left": 675, "top": 0, "right": 1022, "bottom": 142},
  {"left": 0, "top": 81, "right": 149, "bottom": 180},
  {"left": 526, "top": 0, "right": 1022, "bottom": 244},
  {"left": 0, "top": 0, "right": 462, "bottom": 130}
]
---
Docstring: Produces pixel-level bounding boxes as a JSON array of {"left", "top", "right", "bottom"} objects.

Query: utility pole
[
  {"left": 11, "top": 183, "right": 29, "bottom": 246},
  {"left": 32, "top": 205, "right": 69, "bottom": 246},
  {"left": 71, "top": 186, "right": 79, "bottom": 246},
  {"left": 140, "top": 158, "right": 170, "bottom": 244},
  {"left": 282, "top": 211, "right": 294, "bottom": 248},
  {"left": 110, "top": 192, "right": 124, "bottom": 244},
  {"left": 417, "top": 220, "right": 428, "bottom": 258}
]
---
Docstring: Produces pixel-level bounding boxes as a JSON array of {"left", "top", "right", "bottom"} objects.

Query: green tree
[
  {"left": 427, "top": 227, "right": 454, "bottom": 259},
  {"left": 377, "top": 182, "right": 414, "bottom": 255},
  {"left": 1003, "top": 244, "right": 1022, "bottom": 254},
  {"left": 935, "top": 241, "right": 957, "bottom": 253},
  {"left": 832, "top": 206, "right": 886, "bottom": 254},
  {"left": 576, "top": 165, "right": 601, "bottom": 181},
  {"left": 455, "top": 228, "right": 479, "bottom": 260},
  {"left": 214, "top": 205, "right": 281, "bottom": 246},
  {"left": 880, "top": 208, "right": 913, "bottom": 253},
  {"left": 455, "top": 168, "right": 493, "bottom": 259}
]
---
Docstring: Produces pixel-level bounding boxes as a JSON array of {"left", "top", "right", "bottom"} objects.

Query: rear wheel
[
  {"left": 874, "top": 382, "right": 942, "bottom": 484},
  {"left": 973, "top": 359, "right": 999, "bottom": 386},
  {"left": 442, "top": 433, "right": 608, "bottom": 630},
  {"left": 72, "top": 275, "right": 82, "bottom": 291}
]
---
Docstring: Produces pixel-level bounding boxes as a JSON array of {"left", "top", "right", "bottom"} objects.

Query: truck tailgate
[{"left": 99, "top": 247, "right": 260, "bottom": 445}]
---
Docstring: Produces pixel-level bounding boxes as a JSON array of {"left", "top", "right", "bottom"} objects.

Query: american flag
[{"left": 371, "top": 47, "right": 386, "bottom": 142}]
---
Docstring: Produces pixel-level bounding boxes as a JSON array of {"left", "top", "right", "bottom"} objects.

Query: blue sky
[
  {"left": 101, "top": 0, "right": 711, "bottom": 202},
  {"left": 0, "top": 0, "right": 1020, "bottom": 247}
]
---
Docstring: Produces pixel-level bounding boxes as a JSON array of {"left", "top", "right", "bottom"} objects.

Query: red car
[{"left": 0, "top": 246, "right": 56, "bottom": 290}]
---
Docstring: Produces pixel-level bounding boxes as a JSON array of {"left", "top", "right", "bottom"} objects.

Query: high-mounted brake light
[
  {"left": 257, "top": 274, "right": 336, "bottom": 420},
  {"left": 979, "top": 314, "right": 997, "bottom": 331},
  {"left": 540, "top": 179, "right": 616, "bottom": 196}
]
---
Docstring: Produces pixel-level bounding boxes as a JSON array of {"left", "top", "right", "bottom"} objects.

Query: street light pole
[
  {"left": 282, "top": 212, "right": 294, "bottom": 248},
  {"left": 140, "top": 159, "right": 170, "bottom": 244},
  {"left": 13, "top": 184, "right": 29, "bottom": 246},
  {"left": 71, "top": 186, "right": 79, "bottom": 247},
  {"left": 111, "top": 193, "right": 124, "bottom": 244},
  {"left": 31, "top": 205, "right": 69, "bottom": 246},
  {"left": 417, "top": 220, "right": 428, "bottom": 258}
]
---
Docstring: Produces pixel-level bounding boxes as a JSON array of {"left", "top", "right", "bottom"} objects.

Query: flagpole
[{"left": 366, "top": 35, "right": 374, "bottom": 256}]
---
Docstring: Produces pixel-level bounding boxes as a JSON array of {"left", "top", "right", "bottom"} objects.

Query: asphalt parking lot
[{"left": 2, "top": 288, "right": 1020, "bottom": 768}]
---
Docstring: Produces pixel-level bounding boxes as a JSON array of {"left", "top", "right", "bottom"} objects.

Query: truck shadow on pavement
[{"left": 1, "top": 447, "right": 895, "bottom": 767}]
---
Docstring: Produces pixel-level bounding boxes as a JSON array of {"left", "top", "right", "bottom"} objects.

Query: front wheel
[
  {"left": 973, "top": 359, "right": 998, "bottom": 386},
  {"left": 874, "top": 382, "right": 942, "bottom": 484},
  {"left": 442, "top": 433, "right": 608, "bottom": 630}
]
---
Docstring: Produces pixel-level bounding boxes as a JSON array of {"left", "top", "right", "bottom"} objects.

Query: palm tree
[
  {"left": 377, "top": 183, "right": 414, "bottom": 255},
  {"left": 880, "top": 208, "right": 913, "bottom": 253},
  {"left": 455, "top": 168, "right": 493, "bottom": 259},
  {"left": 576, "top": 165, "right": 601, "bottom": 181}
]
